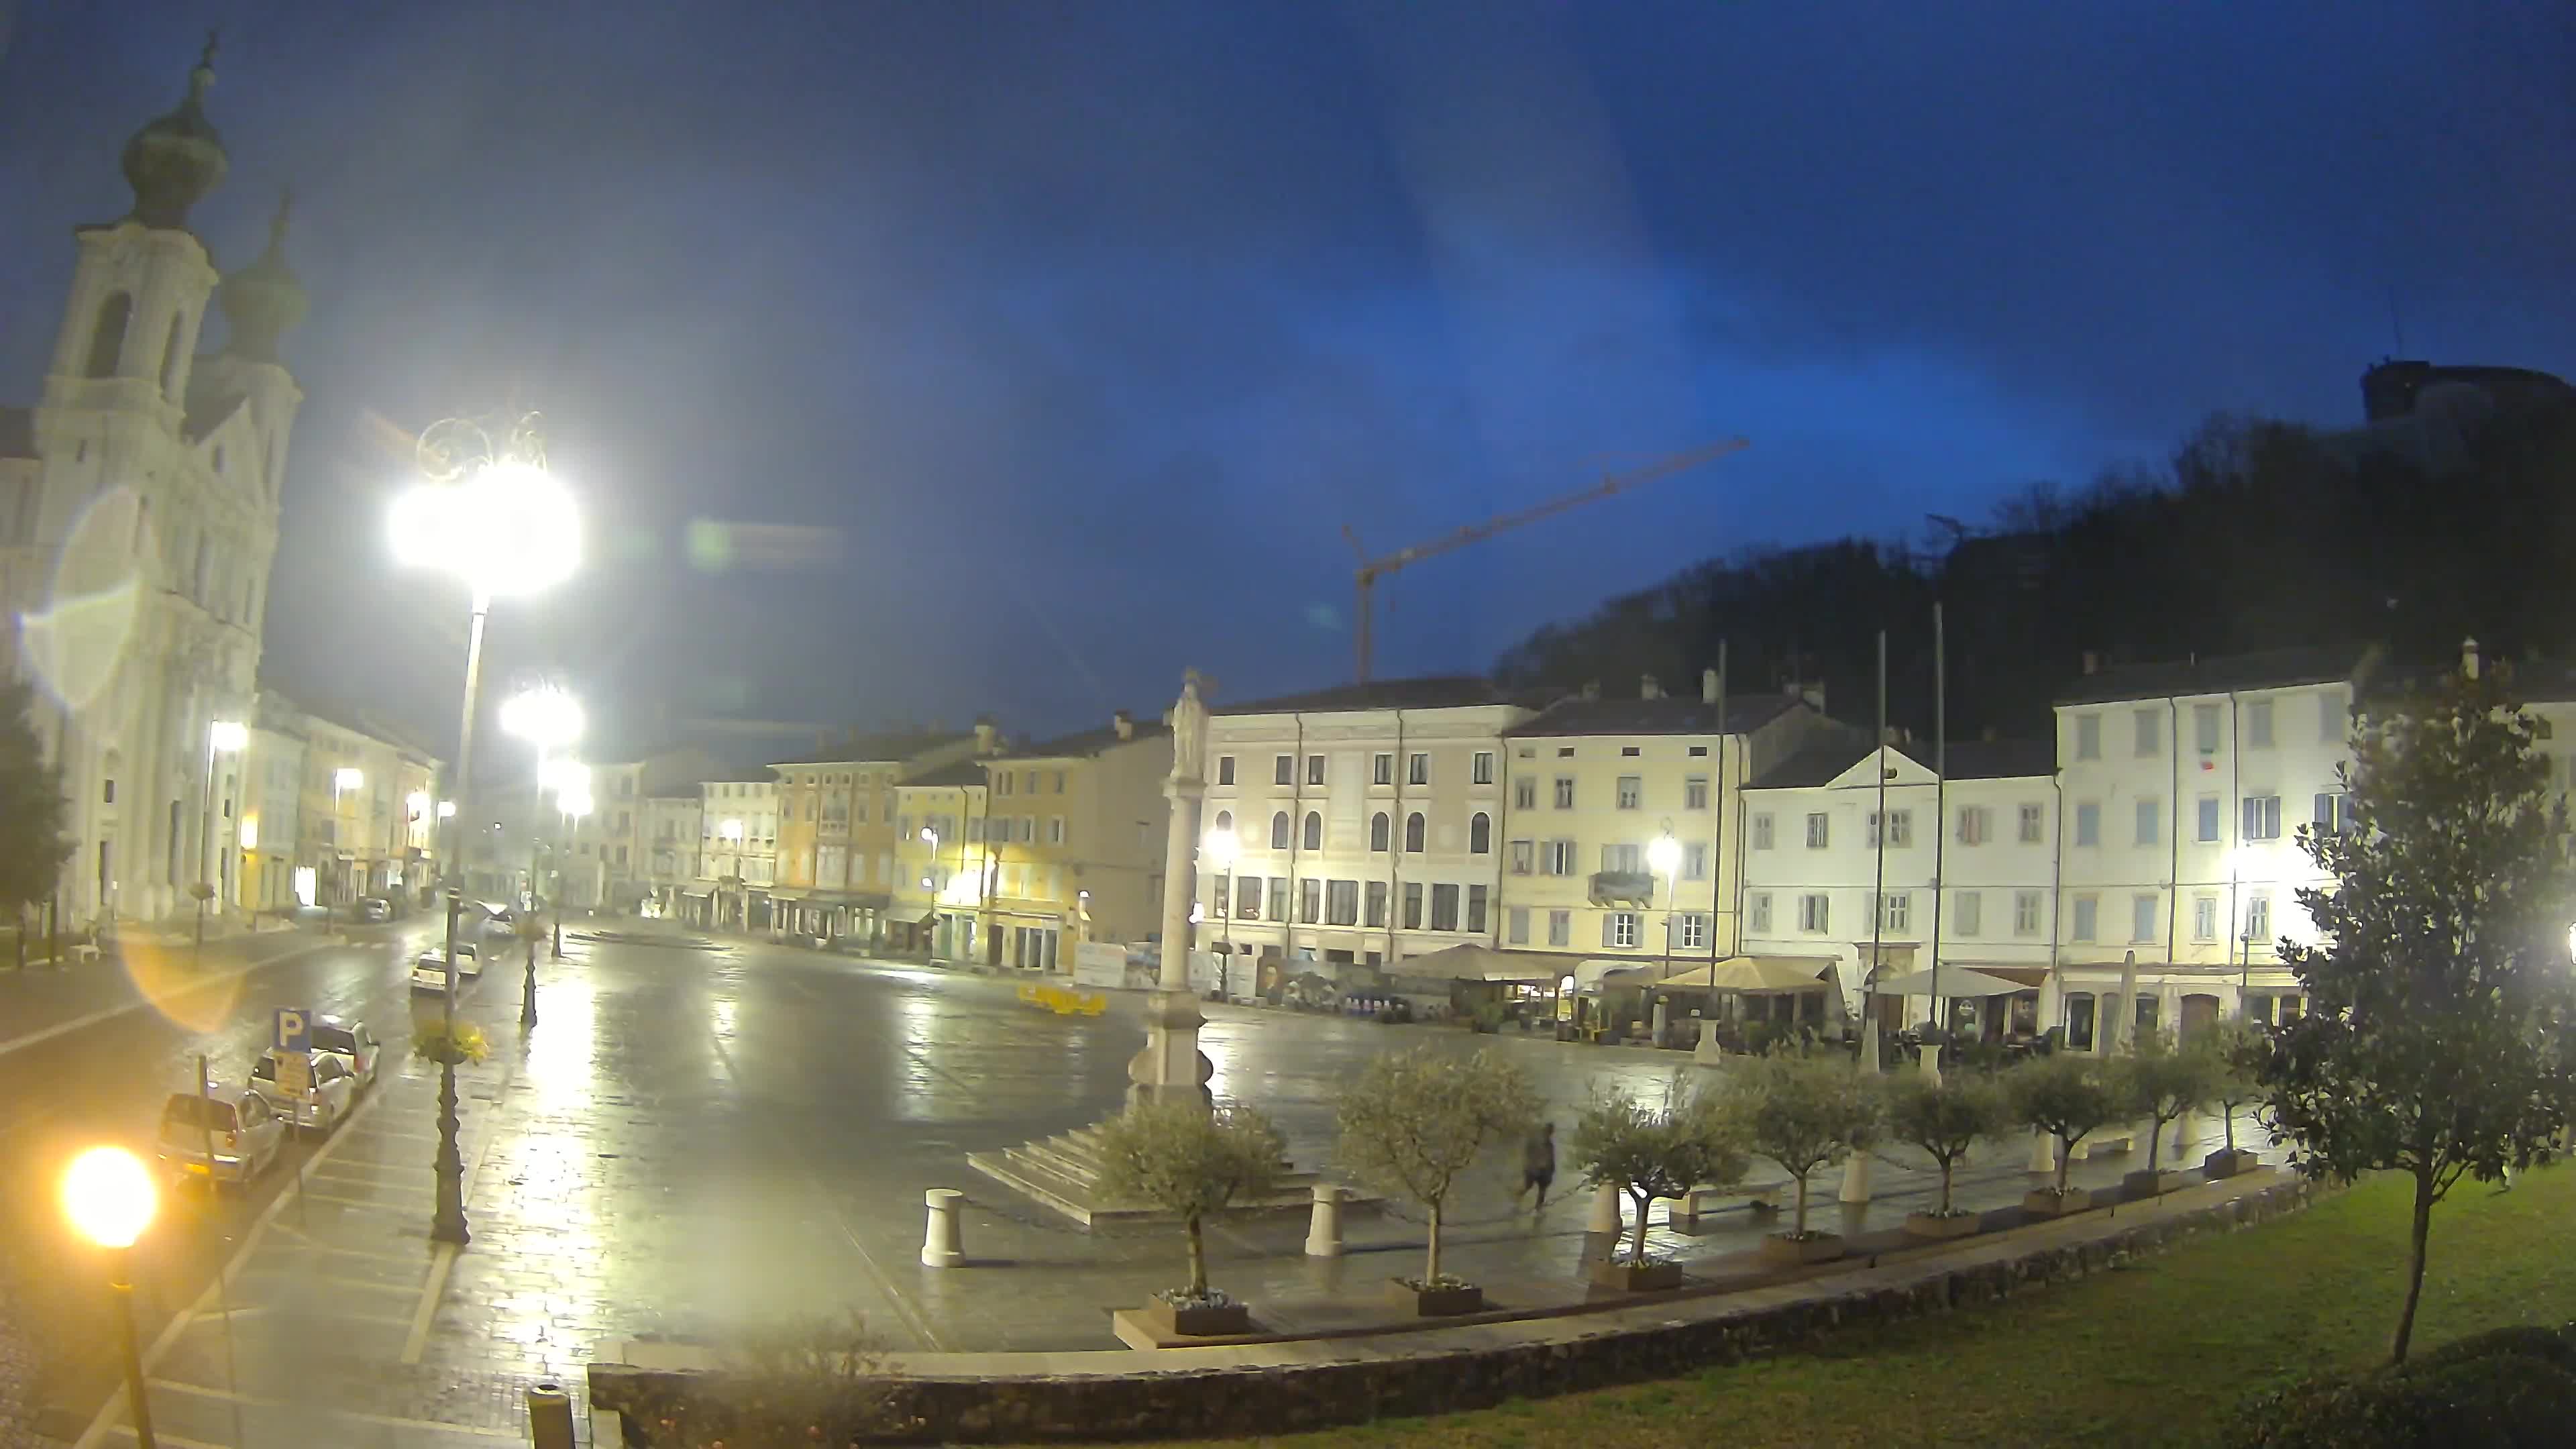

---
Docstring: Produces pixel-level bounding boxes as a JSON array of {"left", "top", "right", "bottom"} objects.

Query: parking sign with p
[{"left": 272, "top": 1007, "right": 310, "bottom": 1053}]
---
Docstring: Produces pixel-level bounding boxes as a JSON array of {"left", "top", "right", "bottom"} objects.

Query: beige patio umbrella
[{"left": 1658, "top": 955, "right": 1831, "bottom": 993}]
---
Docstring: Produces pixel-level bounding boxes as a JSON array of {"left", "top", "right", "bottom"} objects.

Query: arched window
[
  {"left": 1370, "top": 812, "right": 1390, "bottom": 851},
  {"left": 1270, "top": 812, "right": 1290, "bottom": 850},
  {"left": 1469, "top": 812, "right": 1491, "bottom": 854},
  {"left": 87, "top": 293, "right": 132, "bottom": 378},
  {"left": 1213, "top": 809, "right": 1232, "bottom": 835},
  {"left": 1404, "top": 812, "right": 1426, "bottom": 853},
  {"left": 160, "top": 316, "right": 186, "bottom": 399},
  {"left": 1302, "top": 811, "right": 1322, "bottom": 851}
]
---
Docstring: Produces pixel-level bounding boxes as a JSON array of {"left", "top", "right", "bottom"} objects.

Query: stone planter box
[
  {"left": 1586, "top": 1258, "right": 1684, "bottom": 1292},
  {"left": 1390, "top": 1279, "right": 1485, "bottom": 1316},
  {"left": 1902, "top": 1210, "right": 1982, "bottom": 1241},
  {"left": 1760, "top": 1232, "right": 1845, "bottom": 1265},
  {"left": 2203, "top": 1147, "right": 2261, "bottom": 1179},
  {"left": 1136, "top": 1300, "right": 1252, "bottom": 1338},
  {"left": 2023, "top": 1187, "right": 2094, "bottom": 1217},
  {"left": 2122, "top": 1168, "right": 2187, "bottom": 1199}
]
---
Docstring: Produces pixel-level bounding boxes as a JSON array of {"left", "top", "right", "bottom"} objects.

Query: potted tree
[
  {"left": 1094, "top": 1098, "right": 1285, "bottom": 1338},
  {"left": 2123, "top": 1029, "right": 2218, "bottom": 1197},
  {"left": 1884, "top": 1070, "right": 2010, "bottom": 1239},
  {"left": 1568, "top": 1071, "right": 1747, "bottom": 1291},
  {"left": 1334, "top": 1045, "right": 1540, "bottom": 1316},
  {"left": 2200, "top": 1017, "right": 2269, "bottom": 1178},
  {"left": 2008, "top": 1051, "right": 2130, "bottom": 1216},
  {"left": 1730, "top": 1045, "right": 1880, "bottom": 1265}
]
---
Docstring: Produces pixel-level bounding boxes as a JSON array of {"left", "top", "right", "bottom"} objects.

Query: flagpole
[{"left": 1924, "top": 600, "right": 1947, "bottom": 1083}]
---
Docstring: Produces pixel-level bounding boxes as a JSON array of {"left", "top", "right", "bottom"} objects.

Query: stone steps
[{"left": 969, "top": 1125, "right": 1340, "bottom": 1227}]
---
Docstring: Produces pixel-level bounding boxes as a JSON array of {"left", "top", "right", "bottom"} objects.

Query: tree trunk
[
  {"left": 1426, "top": 1199, "right": 1443, "bottom": 1284},
  {"left": 1629, "top": 1189, "right": 1652, "bottom": 1265},
  {"left": 1937, "top": 1157, "right": 1955, "bottom": 1214},
  {"left": 2222, "top": 1104, "right": 2237, "bottom": 1152},
  {"left": 2055, "top": 1133, "right": 2075, "bottom": 1194},
  {"left": 1185, "top": 1212, "right": 1208, "bottom": 1299},
  {"left": 2147, "top": 1114, "right": 2165, "bottom": 1173},
  {"left": 2390, "top": 1169, "right": 2436, "bottom": 1364},
  {"left": 1793, "top": 1171, "right": 1810, "bottom": 1236}
]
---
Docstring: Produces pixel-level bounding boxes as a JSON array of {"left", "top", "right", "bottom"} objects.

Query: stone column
[{"left": 1129, "top": 673, "right": 1214, "bottom": 1108}]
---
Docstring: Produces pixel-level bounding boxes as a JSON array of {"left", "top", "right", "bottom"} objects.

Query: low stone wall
[{"left": 590, "top": 1175, "right": 2322, "bottom": 1445}]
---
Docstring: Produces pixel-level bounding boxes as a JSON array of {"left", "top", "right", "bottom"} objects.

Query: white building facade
[
  {"left": 1740, "top": 736, "right": 2061, "bottom": 1036},
  {"left": 0, "top": 48, "right": 305, "bottom": 926},
  {"left": 642, "top": 794, "right": 702, "bottom": 914},
  {"left": 696, "top": 777, "right": 777, "bottom": 928},
  {"left": 1199, "top": 678, "right": 1529, "bottom": 977}
]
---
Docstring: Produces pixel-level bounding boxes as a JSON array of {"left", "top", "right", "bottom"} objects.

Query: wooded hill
[{"left": 1495, "top": 406, "right": 2576, "bottom": 743}]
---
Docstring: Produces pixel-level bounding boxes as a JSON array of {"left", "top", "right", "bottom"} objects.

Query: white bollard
[
  {"left": 920, "top": 1187, "right": 966, "bottom": 1268},
  {"left": 2028, "top": 1128, "right": 2057, "bottom": 1175},
  {"left": 1587, "top": 1183, "right": 1623, "bottom": 1236},
  {"left": 1837, "top": 1149, "right": 1872, "bottom": 1203},
  {"left": 1303, "top": 1183, "right": 1345, "bottom": 1258},
  {"left": 1916, "top": 1042, "right": 1943, "bottom": 1087}
]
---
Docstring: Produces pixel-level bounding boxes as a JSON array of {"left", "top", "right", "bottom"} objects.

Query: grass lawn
[{"left": 1121, "top": 1164, "right": 2575, "bottom": 1449}]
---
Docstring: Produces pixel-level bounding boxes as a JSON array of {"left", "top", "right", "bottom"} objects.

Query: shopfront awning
[
  {"left": 1401, "top": 944, "right": 1562, "bottom": 983},
  {"left": 1575, "top": 959, "right": 1662, "bottom": 994},
  {"left": 1656, "top": 955, "right": 1833, "bottom": 993},
  {"left": 1871, "top": 966, "right": 2030, "bottom": 998}
]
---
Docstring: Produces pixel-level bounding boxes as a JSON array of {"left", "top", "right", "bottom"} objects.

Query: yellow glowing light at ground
[
  {"left": 62, "top": 1146, "right": 156, "bottom": 1248},
  {"left": 239, "top": 816, "right": 258, "bottom": 850}
]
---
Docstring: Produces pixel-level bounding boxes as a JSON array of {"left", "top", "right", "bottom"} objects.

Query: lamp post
[
  {"left": 62, "top": 1146, "right": 158, "bottom": 1449},
  {"left": 329, "top": 767, "right": 363, "bottom": 929},
  {"left": 1203, "top": 824, "right": 1238, "bottom": 1000},
  {"left": 1646, "top": 828, "right": 1681, "bottom": 979},
  {"left": 390, "top": 411, "right": 580, "bottom": 1248},
  {"left": 196, "top": 720, "right": 246, "bottom": 956},
  {"left": 920, "top": 826, "right": 941, "bottom": 957}
]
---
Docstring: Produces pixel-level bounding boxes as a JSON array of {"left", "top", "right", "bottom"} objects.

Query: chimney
[
  {"left": 1112, "top": 710, "right": 1134, "bottom": 741},
  {"left": 2081, "top": 650, "right": 2101, "bottom": 676},
  {"left": 2462, "top": 636, "right": 2481, "bottom": 680},
  {"left": 1701, "top": 668, "right": 1720, "bottom": 704},
  {"left": 1640, "top": 674, "right": 1662, "bottom": 700},
  {"left": 973, "top": 716, "right": 998, "bottom": 754},
  {"left": 1580, "top": 680, "right": 1601, "bottom": 701}
]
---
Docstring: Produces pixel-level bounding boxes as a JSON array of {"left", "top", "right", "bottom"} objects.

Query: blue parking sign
[{"left": 272, "top": 1008, "right": 311, "bottom": 1053}]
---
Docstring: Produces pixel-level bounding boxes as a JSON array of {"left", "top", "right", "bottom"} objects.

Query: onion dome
[
  {"left": 119, "top": 34, "right": 228, "bottom": 231},
  {"left": 219, "top": 191, "right": 305, "bottom": 363}
]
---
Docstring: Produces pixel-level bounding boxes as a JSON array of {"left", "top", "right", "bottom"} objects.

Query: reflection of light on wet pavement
[{"left": 121, "top": 940, "right": 248, "bottom": 1034}]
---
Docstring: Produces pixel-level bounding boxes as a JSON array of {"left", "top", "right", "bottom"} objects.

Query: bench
[
  {"left": 1670, "top": 1180, "right": 1789, "bottom": 1227},
  {"left": 68, "top": 943, "right": 101, "bottom": 965}
]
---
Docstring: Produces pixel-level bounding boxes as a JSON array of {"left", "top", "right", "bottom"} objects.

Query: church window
[
  {"left": 87, "top": 293, "right": 132, "bottom": 378},
  {"left": 160, "top": 317, "right": 185, "bottom": 399}
]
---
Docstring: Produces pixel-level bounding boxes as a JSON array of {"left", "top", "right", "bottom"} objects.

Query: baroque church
[{"left": 0, "top": 42, "right": 305, "bottom": 926}]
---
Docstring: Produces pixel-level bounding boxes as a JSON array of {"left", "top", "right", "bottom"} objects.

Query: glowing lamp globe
[{"left": 62, "top": 1146, "right": 156, "bottom": 1249}]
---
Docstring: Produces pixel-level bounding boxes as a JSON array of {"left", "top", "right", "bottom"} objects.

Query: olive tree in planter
[
  {"left": 2123, "top": 1029, "right": 2219, "bottom": 1197},
  {"left": 1094, "top": 1097, "right": 1285, "bottom": 1337},
  {"left": 1729, "top": 1045, "right": 1880, "bottom": 1265},
  {"left": 2199, "top": 1017, "right": 2269, "bottom": 1178},
  {"left": 1883, "top": 1069, "right": 2010, "bottom": 1240},
  {"left": 1334, "top": 1044, "right": 1540, "bottom": 1316},
  {"left": 2008, "top": 1051, "right": 2131, "bottom": 1215},
  {"left": 1567, "top": 1070, "right": 1748, "bottom": 1291}
]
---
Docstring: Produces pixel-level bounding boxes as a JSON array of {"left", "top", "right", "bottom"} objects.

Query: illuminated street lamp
[
  {"left": 196, "top": 719, "right": 248, "bottom": 955},
  {"left": 62, "top": 1146, "right": 158, "bottom": 1448},
  {"left": 1203, "top": 824, "right": 1239, "bottom": 997},
  {"left": 506, "top": 683, "right": 585, "bottom": 971},
  {"left": 1647, "top": 828, "right": 1682, "bottom": 983},
  {"left": 390, "top": 411, "right": 580, "bottom": 1250}
]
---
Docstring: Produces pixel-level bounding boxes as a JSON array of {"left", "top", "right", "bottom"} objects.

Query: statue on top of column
[{"left": 1167, "top": 669, "right": 1209, "bottom": 786}]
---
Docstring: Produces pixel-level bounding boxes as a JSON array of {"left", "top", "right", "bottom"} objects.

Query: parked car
[
  {"left": 307, "top": 1016, "right": 382, "bottom": 1090},
  {"left": 411, "top": 941, "right": 480, "bottom": 991},
  {"left": 248, "top": 1049, "right": 356, "bottom": 1135},
  {"left": 157, "top": 1086, "right": 287, "bottom": 1185},
  {"left": 477, "top": 905, "right": 520, "bottom": 941},
  {"left": 358, "top": 896, "right": 392, "bottom": 922}
]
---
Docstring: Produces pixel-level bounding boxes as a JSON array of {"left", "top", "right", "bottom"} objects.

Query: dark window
[
  {"left": 1402, "top": 881, "right": 1424, "bottom": 930},
  {"left": 1430, "top": 883, "right": 1460, "bottom": 931},
  {"left": 1404, "top": 812, "right": 1426, "bottom": 852},
  {"left": 1301, "top": 811, "right": 1322, "bottom": 851},
  {"left": 1468, "top": 812, "right": 1491, "bottom": 854},
  {"left": 1270, "top": 812, "right": 1290, "bottom": 849},
  {"left": 1213, "top": 809, "right": 1232, "bottom": 835},
  {"left": 87, "top": 293, "right": 131, "bottom": 378},
  {"left": 1306, "top": 755, "right": 1326, "bottom": 786},
  {"left": 1370, "top": 812, "right": 1389, "bottom": 851},
  {"left": 1466, "top": 884, "right": 1488, "bottom": 934},
  {"left": 1217, "top": 756, "right": 1235, "bottom": 786},
  {"left": 1273, "top": 755, "right": 1294, "bottom": 785}
]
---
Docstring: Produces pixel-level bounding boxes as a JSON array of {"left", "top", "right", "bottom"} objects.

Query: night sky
[{"left": 5, "top": 1, "right": 2572, "bottom": 757}]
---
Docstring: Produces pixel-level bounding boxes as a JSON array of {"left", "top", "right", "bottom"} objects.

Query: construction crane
[{"left": 1342, "top": 438, "right": 1750, "bottom": 683}]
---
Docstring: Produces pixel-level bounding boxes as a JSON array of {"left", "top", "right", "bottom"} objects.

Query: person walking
[{"left": 1517, "top": 1121, "right": 1557, "bottom": 1212}]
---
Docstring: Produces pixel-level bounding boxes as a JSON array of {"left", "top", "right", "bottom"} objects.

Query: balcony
[{"left": 1589, "top": 870, "right": 1655, "bottom": 905}]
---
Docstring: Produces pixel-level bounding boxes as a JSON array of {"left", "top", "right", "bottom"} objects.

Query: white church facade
[{"left": 0, "top": 42, "right": 307, "bottom": 926}]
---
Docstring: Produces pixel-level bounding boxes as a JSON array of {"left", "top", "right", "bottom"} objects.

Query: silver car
[
  {"left": 249, "top": 1049, "right": 356, "bottom": 1135},
  {"left": 308, "top": 1016, "right": 382, "bottom": 1090},
  {"left": 157, "top": 1086, "right": 287, "bottom": 1185}
]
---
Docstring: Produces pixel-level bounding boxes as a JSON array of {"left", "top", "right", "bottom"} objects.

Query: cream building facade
[
  {"left": 0, "top": 47, "right": 307, "bottom": 927},
  {"left": 767, "top": 729, "right": 981, "bottom": 944},
  {"left": 1199, "top": 678, "right": 1528, "bottom": 976},
  {"left": 1497, "top": 675, "right": 1838, "bottom": 980},
  {"left": 1739, "top": 734, "right": 2059, "bottom": 1034},
  {"left": 890, "top": 760, "right": 990, "bottom": 959},
  {"left": 695, "top": 777, "right": 777, "bottom": 929},
  {"left": 977, "top": 710, "right": 1173, "bottom": 969},
  {"left": 642, "top": 792, "right": 702, "bottom": 913}
]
